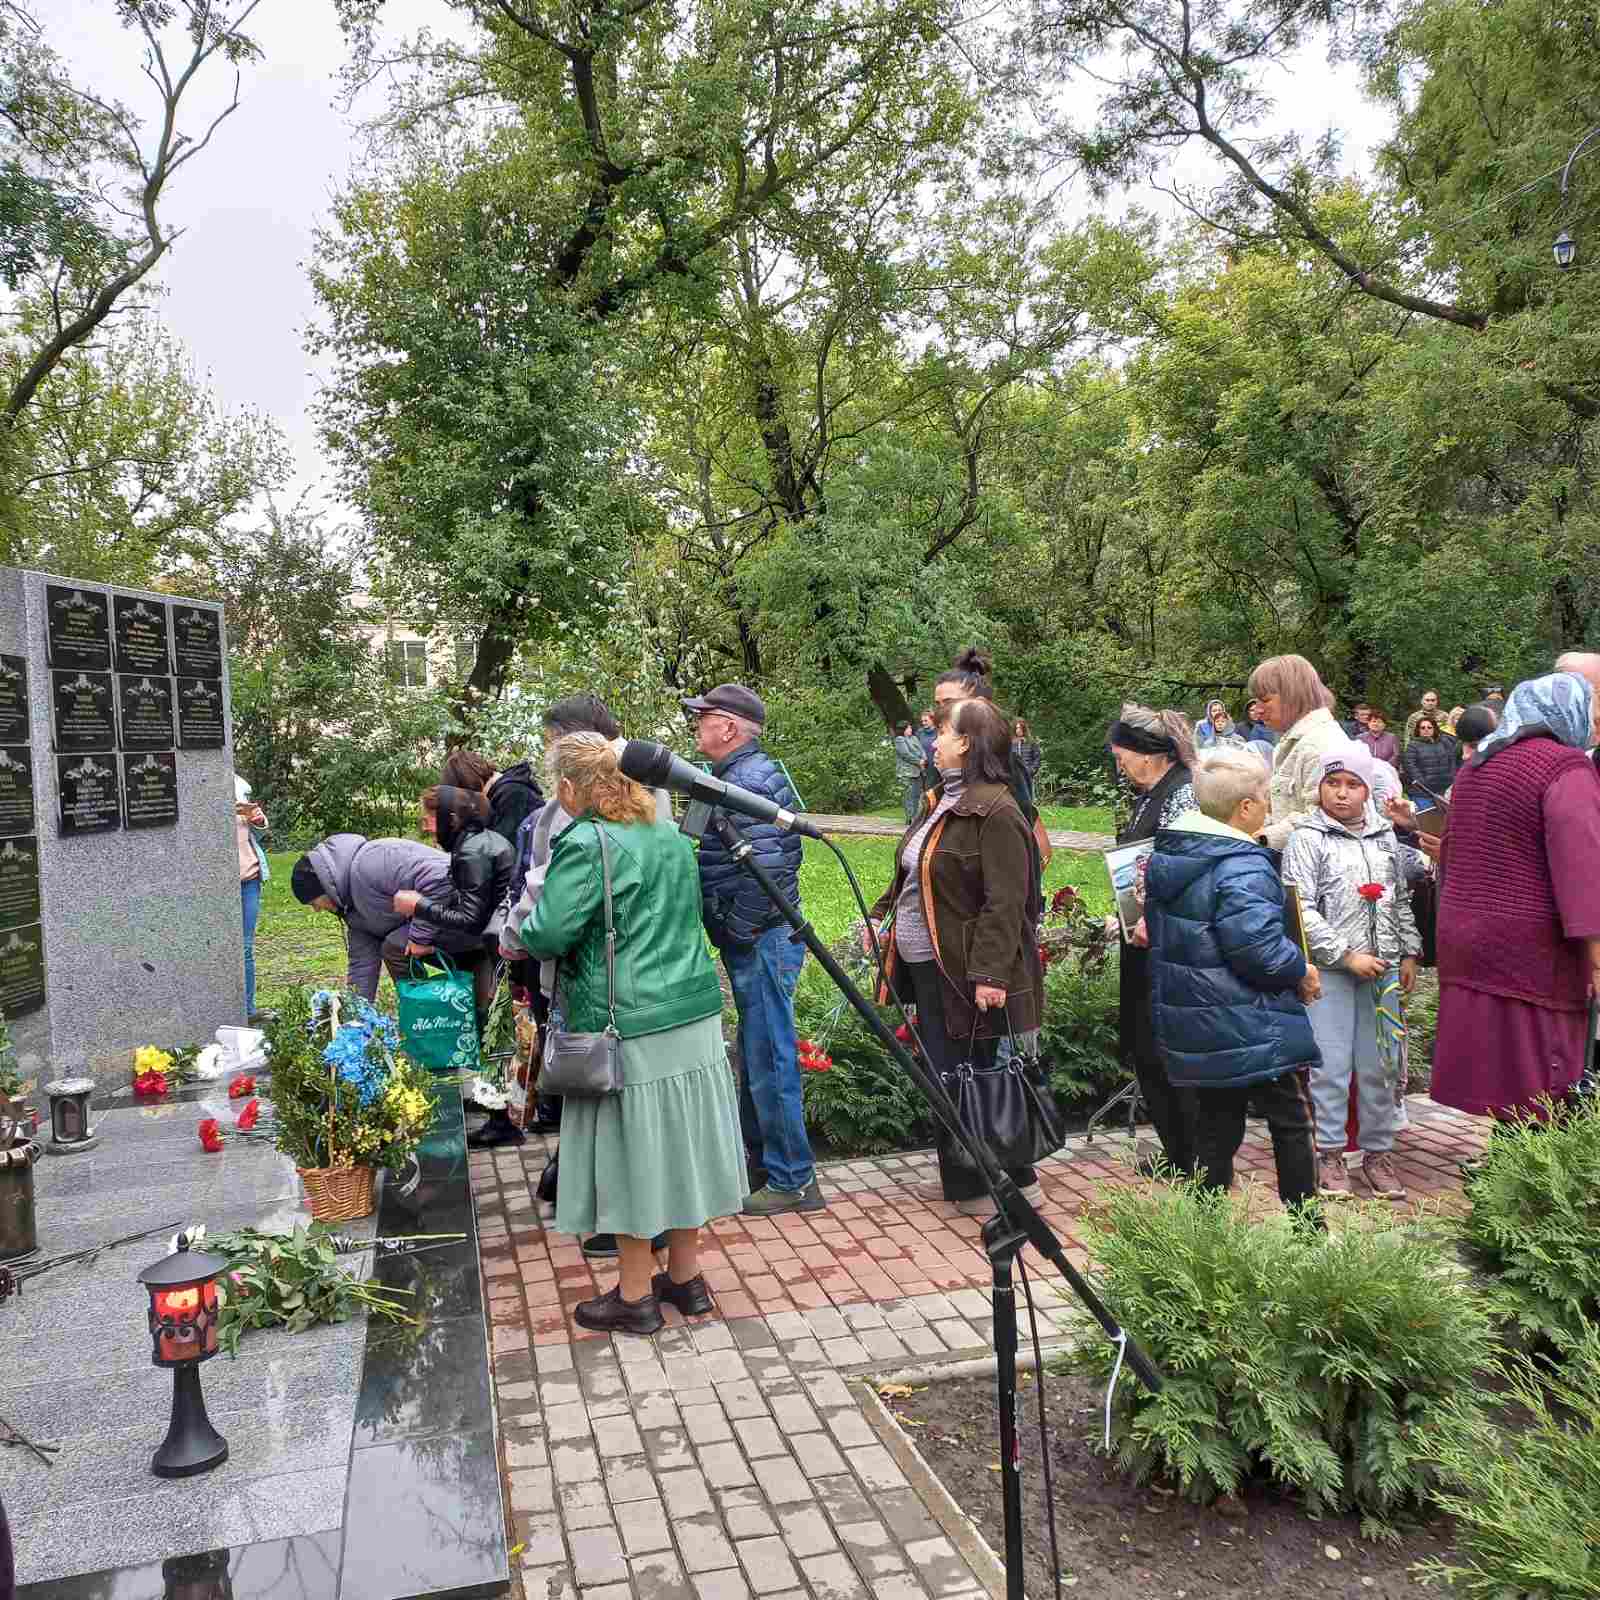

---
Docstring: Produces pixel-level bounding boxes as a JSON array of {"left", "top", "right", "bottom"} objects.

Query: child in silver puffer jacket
[{"left": 1282, "top": 741, "right": 1421, "bottom": 1203}]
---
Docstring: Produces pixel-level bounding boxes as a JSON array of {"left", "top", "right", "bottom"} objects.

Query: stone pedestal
[{"left": 0, "top": 568, "right": 243, "bottom": 1088}]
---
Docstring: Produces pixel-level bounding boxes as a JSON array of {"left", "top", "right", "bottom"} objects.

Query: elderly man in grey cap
[{"left": 685, "top": 683, "right": 823, "bottom": 1215}]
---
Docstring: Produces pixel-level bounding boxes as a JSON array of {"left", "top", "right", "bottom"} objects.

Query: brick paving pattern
[{"left": 475, "top": 1098, "right": 1486, "bottom": 1600}]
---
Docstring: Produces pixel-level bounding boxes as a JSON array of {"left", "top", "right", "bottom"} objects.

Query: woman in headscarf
[
  {"left": 1431, "top": 673, "right": 1600, "bottom": 1121},
  {"left": 1193, "top": 700, "right": 1236, "bottom": 750},
  {"left": 1108, "top": 705, "right": 1197, "bottom": 1172},
  {"left": 1246, "top": 655, "right": 1348, "bottom": 849}
]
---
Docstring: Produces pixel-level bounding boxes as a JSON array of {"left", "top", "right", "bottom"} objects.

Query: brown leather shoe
[
  {"left": 1355, "top": 1151, "right": 1408, "bottom": 1201},
  {"left": 1317, "top": 1153, "right": 1353, "bottom": 1199}
]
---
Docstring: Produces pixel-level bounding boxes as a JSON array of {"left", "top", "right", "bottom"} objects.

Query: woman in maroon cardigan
[{"left": 1431, "top": 672, "right": 1600, "bottom": 1121}]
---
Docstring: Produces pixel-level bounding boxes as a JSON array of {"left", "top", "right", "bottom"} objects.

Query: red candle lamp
[{"left": 137, "top": 1235, "right": 230, "bottom": 1477}]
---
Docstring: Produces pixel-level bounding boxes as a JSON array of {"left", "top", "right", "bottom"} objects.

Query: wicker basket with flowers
[{"left": 262, "top": 986, "right": 437, "bottom": 1222}]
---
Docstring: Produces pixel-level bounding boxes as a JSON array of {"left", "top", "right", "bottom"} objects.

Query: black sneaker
[
  {"left": 653, "top": 1271, "right": 713, "bottom": 1316},
  {"left": 574, "top": 1286, "right": 663, "bottom": 1337},
  {"left": 466, "top": 1112, "right": 525, "bottom": 1148},
  {"left": 582, "top": 1231, "right": 669, "bottom": 1259}
]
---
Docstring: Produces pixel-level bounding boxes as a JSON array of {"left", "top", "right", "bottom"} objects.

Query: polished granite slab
[{"left": 7, "top": 1079, "right": 507, "bottom": 1599}]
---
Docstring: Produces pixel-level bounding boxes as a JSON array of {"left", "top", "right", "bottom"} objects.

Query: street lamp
[
  {"left": 1554, "top": 126, "right": 1600, "bottom": 269},
  {"left": 137, "top": 1234, "right": 230, "bottom": 1477}
]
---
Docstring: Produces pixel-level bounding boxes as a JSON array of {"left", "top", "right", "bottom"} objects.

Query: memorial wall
[{"left": 0, "top": 570, "right": 243, "bottom": 1088}]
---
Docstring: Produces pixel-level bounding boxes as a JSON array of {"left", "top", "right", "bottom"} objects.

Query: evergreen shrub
[
  {"left": 1420, "top": 1326, "right": 1600, "bottom": 1598},
  {"left": 1064, "top": 1180, "right": 1497, "bottom": 1532},
  {"left": 1458, "top": 1094, "right": 1600, "bottom": 1353}
]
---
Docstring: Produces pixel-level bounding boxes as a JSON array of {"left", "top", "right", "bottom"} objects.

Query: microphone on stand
[{"left": 618, "top": 740, "right": 825, "bottom": 840}]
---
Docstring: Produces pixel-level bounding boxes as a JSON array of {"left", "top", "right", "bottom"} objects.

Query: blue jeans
[
  {"left": 724, "top": 924, "right": 813, "bottom": 1191},
  {"left": 240, "top": 875, "right": 262, "bottom": 1017}
]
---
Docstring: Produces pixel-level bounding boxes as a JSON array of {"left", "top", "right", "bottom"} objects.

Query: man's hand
[
  {"left": 1399, "top": 957, "right": 1419, "bottom": 994},
  {"left": 393, "top": 889, "right": 422, "bottom": 916},
  {"left": 1344, "top": 951, "right": 1388, "bottom": 981},
  {"left": 1416, "top": 832, "right": 1443, "bottom": 863},
  {"left": 404, "top": 941, "right": 434, "bottom": 959},
  {"left": 1297, "top": 970, "right": 1322, "bottom": 1004},
  {"left": 1129, "top": 917, "right": 1150, "bottom": 948},
  {"left": 973, "top": 984, "right": 1007, "bottom": 1011}
]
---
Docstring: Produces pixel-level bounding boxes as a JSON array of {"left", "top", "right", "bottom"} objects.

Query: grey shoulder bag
[{"left": 540, "top": 821, "right": 624, "bottom": 1097}]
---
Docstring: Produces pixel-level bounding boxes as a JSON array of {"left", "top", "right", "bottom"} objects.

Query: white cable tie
[{"left": 1103, "top": 1330, "right": 1128, "bottom": 1454}]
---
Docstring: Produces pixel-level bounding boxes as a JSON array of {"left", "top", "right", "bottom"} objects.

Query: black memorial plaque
[
  {"left": 44, "top": 584, "right": 111, "bottom": 671},
  {"left": 57, "top": 752, "right": 121, "bottom": 835},
  {"left": 50, "top": 669, "right": 116, "bottom": 752},
  {"left": 0, "top": 836, "right": 41, "bottom": 933},
  {"left": 0, "top": 924, "right": 45, "bottom": 1019},
  {"left": 170, "top": 604, "right": 223, "bottom": 678},
  {"left": 0, "top": 657, "right": 28, "bottom": 745},
  {"left": 122, "top": 750, "right": 178, "bottom": 829},
  {"left": 112, "top": 594, "right": 173, "bottom": 675},
  {"left": 176, "top": 676, "right": 226, "bottom": 749},
  {"left": 0, "top": 749, "right": 34, "bottom": 839},
  {"left": 117, "top": 673, "right": 175, "bottom": 750}
]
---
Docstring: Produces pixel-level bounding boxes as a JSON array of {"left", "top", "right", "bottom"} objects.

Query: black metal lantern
[
  {"left": 137, "top": 1237, "right": 230, "bottom": 1477},
  {"left": 1554, "top": 230, "right": 1576, "bottom": 270},
  {"left": 163, "top": 1547, "right": 234, "bottom": 1600},
  {"left": 44, "top": 1077, "right": 96, "bottom": 1152}
]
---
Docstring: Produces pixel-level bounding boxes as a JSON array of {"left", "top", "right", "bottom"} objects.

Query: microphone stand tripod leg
[{"left": 983, "top": 1212, "right": 1030, "bottom": 1600}]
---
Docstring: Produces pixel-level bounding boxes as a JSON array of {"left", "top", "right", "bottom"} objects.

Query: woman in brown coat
[{"left": 865, "top": 698, "right": 1045, "bottom": 1214}]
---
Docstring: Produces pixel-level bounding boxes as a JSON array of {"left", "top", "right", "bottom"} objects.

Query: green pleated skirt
[{"left": 552, "top": 1012, "right": 750, "bottom": 1240}]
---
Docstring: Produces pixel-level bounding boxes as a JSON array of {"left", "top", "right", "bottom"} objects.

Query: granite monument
[{"left": 0, "top": 569, "right": 244, "bottom": 1088}]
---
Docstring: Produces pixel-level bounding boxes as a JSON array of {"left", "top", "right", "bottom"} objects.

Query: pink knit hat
[{"left": 1318, "top": 740, "right": 1375, "bottom": 793}]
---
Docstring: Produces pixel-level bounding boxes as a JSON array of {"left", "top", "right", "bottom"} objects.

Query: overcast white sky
[{"left": 42, "top": 2, "right": 1395, "bottom": 515}]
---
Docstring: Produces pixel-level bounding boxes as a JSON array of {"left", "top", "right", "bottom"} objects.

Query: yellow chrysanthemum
[{"left": 134, "top": 1045, "right": 174, "bottom": 1076}]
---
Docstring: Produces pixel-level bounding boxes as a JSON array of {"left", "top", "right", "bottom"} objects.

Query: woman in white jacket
[{"left": 1246, "top": 655, "right": 1349, "bottom": 850}]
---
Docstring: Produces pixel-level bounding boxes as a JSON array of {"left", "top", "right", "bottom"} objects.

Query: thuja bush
[
  {"left": 1064, "top": 1180, "right": 1496, "bottom": 1532},
  {"left": 793, "top": 966, "right": 934, "bottom": 1156},
  {"left": 1421, "top": 1326, "right": 1600, "bottom": 1598},
  {"left": 1458, "top": 1094, "right": 1600, "bottom": 1354}
]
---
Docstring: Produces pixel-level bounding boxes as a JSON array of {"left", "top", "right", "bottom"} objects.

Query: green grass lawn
[{"left": 256, "top": 839, "right": 1114, "bottom": 1010}]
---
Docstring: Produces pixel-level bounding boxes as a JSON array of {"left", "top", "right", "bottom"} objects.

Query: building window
[
  {"left": 454, "top": 636, "right": 476, "bottom": 679},
  {"left": 385, "top": 639, "right": 427, "bottom": 687}
]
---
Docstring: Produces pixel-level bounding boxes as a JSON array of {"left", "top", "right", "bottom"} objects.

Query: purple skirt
[{"left": 1431, "top": 983, "right": 1586, "bottom": 1120}]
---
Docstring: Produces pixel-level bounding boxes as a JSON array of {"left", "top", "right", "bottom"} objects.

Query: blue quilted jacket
[
  {"left": 1144, "top": 814, "right": 1320, "bottom": 1089},
  {"left": 695, "top": 741, "right": 803, "bottom": 945}
]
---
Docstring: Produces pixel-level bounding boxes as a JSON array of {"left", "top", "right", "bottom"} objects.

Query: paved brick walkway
[{"left": 474, "top": 1098, "right": 1486, "bottom": 1600}]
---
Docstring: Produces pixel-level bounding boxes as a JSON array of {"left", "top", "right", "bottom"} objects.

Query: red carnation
[
  {"left": 1050, "top": 885, "right": 1079, "bottom": 914},
  {"left": 893, "top": 1023, "right": 912, "bottom": 1043},
  {"left": 1356, "top": 883, "right": 1386, "bottom": 903},
  {"left": 133, "top": 1072, "right": 169, "bottom": 1098},
  {"left": 228, "top": 1074, "right": 256, "bottom": 1098},
  {"left": 236, "top": 1097, "right": 261, "bottom": 1132},
  {"left": 197, "top": 1118, "right": 224, "bottom": 1153}
]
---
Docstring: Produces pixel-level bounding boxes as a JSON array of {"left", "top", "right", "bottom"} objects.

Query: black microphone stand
[{"left": 700, "top": 812, "right": 1162, "bottom": 1600}]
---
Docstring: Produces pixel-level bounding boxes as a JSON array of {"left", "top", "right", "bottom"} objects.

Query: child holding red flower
[{"left": 1282, "top": 743, "right": 1421, "bottom": 1202}]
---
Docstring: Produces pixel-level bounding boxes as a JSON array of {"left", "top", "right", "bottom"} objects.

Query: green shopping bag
[{"left": 394, "top": 954, "right": 479, "bottom": 1074}]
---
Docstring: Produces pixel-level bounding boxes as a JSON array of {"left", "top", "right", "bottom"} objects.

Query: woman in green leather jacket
[{"left": 520, "top": 732, "right": 748, "bottom": 1335}]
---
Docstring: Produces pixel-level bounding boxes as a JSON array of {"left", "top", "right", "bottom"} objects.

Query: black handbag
[
  {"left": 941, "top": 1016, "right": 1067, "bottom": 1173},
  {"left": 539, "top": 822, "right": 624, "bottom": 1097}
]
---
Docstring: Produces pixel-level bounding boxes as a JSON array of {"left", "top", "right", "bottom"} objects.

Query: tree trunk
[{"left": 867, "top": 661, "right": 912, "bottom": 730}]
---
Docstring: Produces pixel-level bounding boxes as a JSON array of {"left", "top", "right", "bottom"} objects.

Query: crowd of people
[
  {"left": 1124, "top": 652, "right": 1600, "bottom": 1216},
  {"left": 262, "top": 638, "right": 1599, "bottom": 1336}
]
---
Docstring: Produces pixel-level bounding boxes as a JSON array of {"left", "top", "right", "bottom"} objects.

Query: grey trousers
[{"left": 1307, "top": 967, "right": 1402, "bottom": 1155}]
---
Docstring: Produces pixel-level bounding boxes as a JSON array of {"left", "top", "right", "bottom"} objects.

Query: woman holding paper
[{"left": 1108, "top": 705, "right": 1197, "bottom": 1174}]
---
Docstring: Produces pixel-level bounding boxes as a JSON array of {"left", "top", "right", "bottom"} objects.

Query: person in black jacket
[
  {"left": 1400, "top": 715, "right": 1457, "bottom": 798},
  {"left": 1145, "top": 748, "right": 1323, "bottom": 1219},
  {"left": 442, "top": 748, "right": 545, "bottom": 849},
  {"left": 391, "top": 784, "right": 514, "bottom": 1026},
  {"left": 685, "top": 683, "right": 819, "bottom": 1217}
]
